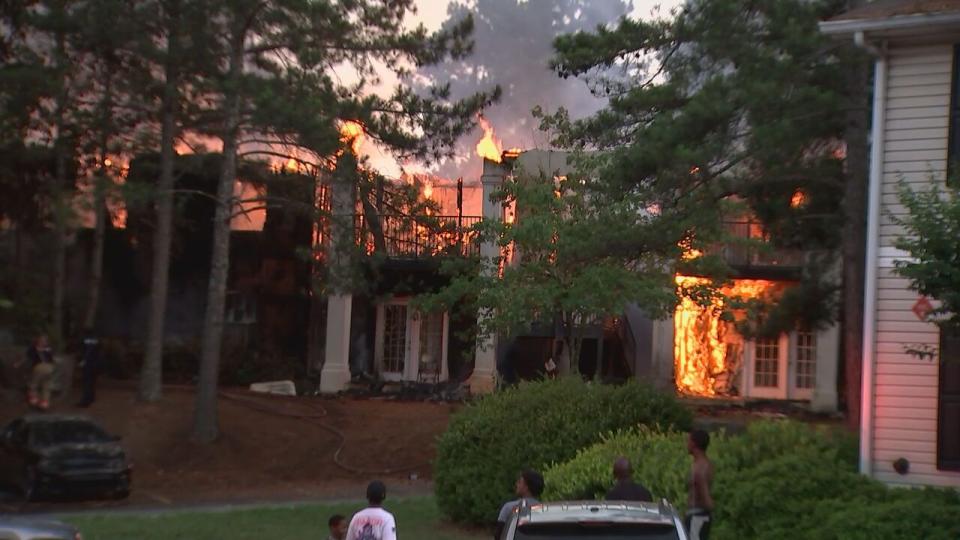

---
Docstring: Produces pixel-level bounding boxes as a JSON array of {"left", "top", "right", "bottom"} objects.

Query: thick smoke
[{"left": 414, "top": 0, "right": 631, "bottom": 182}]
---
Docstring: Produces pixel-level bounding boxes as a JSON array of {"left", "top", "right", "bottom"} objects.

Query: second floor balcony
[{"left": 320, "top": 214, "right": 482, "bottom": 260}]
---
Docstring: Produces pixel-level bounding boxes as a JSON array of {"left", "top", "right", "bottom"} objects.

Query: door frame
[
  {"left": 374, "top": 298, "right": 449, "bottom": 382},
  {"left": 745, "top": 333, "right": 789, "bottom": 399}
]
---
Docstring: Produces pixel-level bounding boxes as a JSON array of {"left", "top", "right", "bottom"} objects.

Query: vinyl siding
[{"left": 871, "top": 43, "right": 960, "bottom": 488}]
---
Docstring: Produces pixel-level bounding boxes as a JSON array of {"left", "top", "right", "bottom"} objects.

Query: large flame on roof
[
  {"left": 340, "top": 120, "right": 365, "bottom": 155},
  {"left": 476, "top": 115, "right": 503, "bottom": 163},
  {"left": 674, "top": 275, "right": 778, "bottom": 396}
]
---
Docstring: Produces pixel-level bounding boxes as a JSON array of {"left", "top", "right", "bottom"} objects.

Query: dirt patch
[{"left": 0, "top": 381, "right": 455, "bottom": 511}]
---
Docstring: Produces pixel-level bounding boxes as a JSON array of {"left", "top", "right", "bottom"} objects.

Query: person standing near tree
[
  {"left": 76, "top": 328, "right": 101, "bottom": 408},
  {"left": 685, "top": 429, "right": 714, "bottom": 540}
]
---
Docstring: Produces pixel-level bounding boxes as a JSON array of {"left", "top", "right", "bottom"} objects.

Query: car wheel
[{"left": 21, "top": 466, "right": 39, "bottom": 502}]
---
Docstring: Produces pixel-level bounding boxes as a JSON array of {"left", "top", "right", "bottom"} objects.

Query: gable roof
[
  {"left": 820, "top": 0, "right": 960, "bottom": 35},
  {"left": 830, "top": 0, "right": 960, "bottom": 21}
]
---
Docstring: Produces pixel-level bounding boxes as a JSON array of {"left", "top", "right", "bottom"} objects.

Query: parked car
[
  {"left": 0, "top": 516, "right": 82, "bottom": 540},
  {"left": 500, "top": 500, "right": 689, "bottom": 540},
  {"left": 0, "top": 415, "right": 131, "bottom": 501}
]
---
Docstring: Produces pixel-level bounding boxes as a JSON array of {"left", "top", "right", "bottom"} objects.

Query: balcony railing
[
  {"left": 323, "top": 214, "right": 482, "bottom": 259},
  {"left": 709, "top": 219, "right": 805, "bottom": 270}
]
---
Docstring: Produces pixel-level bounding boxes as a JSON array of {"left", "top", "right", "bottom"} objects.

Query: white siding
[{"left": 871, "top": 43, "right": 960, "bottom": 488}]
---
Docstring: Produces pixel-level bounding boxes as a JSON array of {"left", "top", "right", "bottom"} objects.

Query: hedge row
[
  {"left": 433, "top": 378, "right": 693, "bottom": 525},
  {"left": 543, "top": 421, "right": 960, "bottom": 540}
]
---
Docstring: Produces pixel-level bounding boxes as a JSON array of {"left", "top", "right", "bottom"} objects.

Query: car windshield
[
  {"left": 30, "top": 421, "right": 110, "bottom": 446},
  {"left": 514, "top": 523, "right": 680, "bottom": 540}
]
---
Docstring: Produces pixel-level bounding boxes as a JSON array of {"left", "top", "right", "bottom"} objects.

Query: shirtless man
[{"left": 685, "top": 429, "right": 714, "bottom": 540}]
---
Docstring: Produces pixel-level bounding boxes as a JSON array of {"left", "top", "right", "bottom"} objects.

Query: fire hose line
[{"left": 218, "top": 390, "right": 431, "bottom": 476}]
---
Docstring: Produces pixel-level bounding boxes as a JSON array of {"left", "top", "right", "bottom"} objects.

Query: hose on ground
[{"left": 218, "top": 390, "right": 432, "bottom": 477}]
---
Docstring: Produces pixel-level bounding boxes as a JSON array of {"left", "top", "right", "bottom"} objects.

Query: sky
[{"left": 357, "top": 0, "right": 685, "bottom": 185}]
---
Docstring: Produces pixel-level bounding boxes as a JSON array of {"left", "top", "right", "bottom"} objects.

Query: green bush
[
  {"left": 543, "top": 427, "right": 694, "bottom": 504},
  {"left": 806, "top": 488, "right": 960, "bottom": 540},
  {"left": 543, "top": 419, "right": 960, "bottom": 540},
  {"left": 433, "top": 377, "right": 692, "bottom": 525}
]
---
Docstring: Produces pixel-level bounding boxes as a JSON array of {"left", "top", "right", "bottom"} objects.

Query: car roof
[
  {"left": 19, "top": 413, "right": 97, "bottom": 425},
  {"left": 517, "top": 501, "right": 678, "bottom": 527}
]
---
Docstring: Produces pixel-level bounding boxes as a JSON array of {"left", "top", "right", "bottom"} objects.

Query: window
[
  {"left": 949, "top": 44, "right": 960, "bottom": 185},
  {"left": 938, "top": 328, "right": 960, "bottom": 471},
  {"left": 754, "top": 336, "right": 780, "bottom": 388},
  {"left": 795, "top": 331, "right": 817, "bottom": 390}
]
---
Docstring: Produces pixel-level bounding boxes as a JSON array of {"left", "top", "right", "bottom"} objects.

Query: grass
[{"left": 68, "top": 496, "right": 485, "bottom": 540}]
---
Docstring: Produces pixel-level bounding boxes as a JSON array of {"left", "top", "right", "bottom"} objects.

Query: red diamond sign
[{"left": 912, "top": 296, "right": 933, "bottom": 321}]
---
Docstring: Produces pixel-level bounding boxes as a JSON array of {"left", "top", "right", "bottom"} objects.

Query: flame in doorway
[{"left": 674, "top": 275, "right": 779, "bottom": 396}]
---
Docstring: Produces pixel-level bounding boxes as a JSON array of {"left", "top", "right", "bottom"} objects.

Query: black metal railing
[{"left": 323, "top": 214, "right": 482, "bottom": 259}]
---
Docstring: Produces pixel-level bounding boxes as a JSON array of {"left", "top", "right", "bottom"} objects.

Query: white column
[
  {"left": 811, "top": 322, "right": 840, "bottom": 413},
  {"left": 320, "top": 293, "right": 352, "bottom": 393},
  {"left": 469, "top": 158, "right": 507, "bottom": 394}
]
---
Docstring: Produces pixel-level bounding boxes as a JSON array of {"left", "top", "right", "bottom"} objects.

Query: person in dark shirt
[
  {"left": 76, "top": 329, "right": 101, "bottom": 408},
  {"left": 605, "top": 456, "right": 653, "bottom": 502}
]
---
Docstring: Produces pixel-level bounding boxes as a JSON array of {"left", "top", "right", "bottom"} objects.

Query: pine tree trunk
[
  {"left": 192, "top": 34, "right": 243, "bottom": 443},
  {"left": 140, "top": 5, "right": 180, "bottom": 402},
  {"left": 83, "top": 66, "right": 114, "bottom": 332},
  {"left": 83, "top": 170, "right": 107, "bottom": 331},
  {"left": 52, "top": 149, "right": 68, "bottom": 347},
  {"left": 50, "top": 18, "right": 70, "bottom": 347},
  {"left": 842, "top": 0, "right": 871, "bottom": 430}
]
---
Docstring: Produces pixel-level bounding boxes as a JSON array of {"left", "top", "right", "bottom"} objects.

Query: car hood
[
  {"left": 0, "top": 515, "right": 78, "bottom": 534},
  {"left": 35, "top": 442, "right": 125, "bottom": 460}
]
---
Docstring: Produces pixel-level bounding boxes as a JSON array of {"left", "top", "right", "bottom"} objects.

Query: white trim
[
  {"left": 861, "top": 53, "right": 889, "bottom": 477},
  {"left": 819, "top": 12, "right": 960, "bottom": 36}
]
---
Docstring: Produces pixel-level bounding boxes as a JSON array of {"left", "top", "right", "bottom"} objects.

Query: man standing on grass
[
  {"left": 346, "top": 481, "right": 397, "bottom": 540},
  {"left": 605, "top": 456, "right": 653, "bottom": 502},
  {"left": 494, "top": 469, "right": 544, "bottom": 539},
  {"left": 686, "top": 429, "right": 714, "bottom": 540}
]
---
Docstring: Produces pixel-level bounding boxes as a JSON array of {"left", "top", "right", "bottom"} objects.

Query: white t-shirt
[{"left": 346, "top": 506, "right": 397, "bottom": 540}]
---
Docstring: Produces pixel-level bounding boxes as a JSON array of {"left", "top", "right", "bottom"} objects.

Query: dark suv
[{"left": 500, "top": 501, "right": 689, "bottom": 540}]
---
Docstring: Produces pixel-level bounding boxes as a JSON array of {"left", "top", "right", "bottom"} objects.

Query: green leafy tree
[
  {"left": 534, "top": 0, "right": 848, "bottom": 373},
  {"left": 893, "top": 180, "right": 960, "bottom": 335}
]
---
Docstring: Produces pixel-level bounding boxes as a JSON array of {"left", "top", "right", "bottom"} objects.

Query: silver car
[
  {"left": 0, "top": 516, "right": 82, "bottom": 540},
  {"left": 501, "top": 500, "right": 689, "bottom": 540}
]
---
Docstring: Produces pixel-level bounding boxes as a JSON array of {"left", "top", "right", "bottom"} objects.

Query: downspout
[{"left": 855, "top": 30, "right": 887, "bottom": 477}]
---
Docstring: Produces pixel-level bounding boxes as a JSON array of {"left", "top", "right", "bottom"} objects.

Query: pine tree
[{"left": 188, "top": 0, "right": 498, "bottom": 442}]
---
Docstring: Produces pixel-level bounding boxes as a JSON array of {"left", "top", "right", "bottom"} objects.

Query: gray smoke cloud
[{"left": 415, "top": 0, "right": 631, "bottom": 182}]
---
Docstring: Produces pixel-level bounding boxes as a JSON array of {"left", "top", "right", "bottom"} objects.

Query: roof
[
  {"left": 830, "top": 0, "right": 960, "bottom": 21},
  {"left": 517, "top": 501, "right": 677, "bottom": 527},
  {"left": 821, "top": 0, "right": 960, "bottom": 35},
  {"left": 19, "top": 413, "right": 96, "bottom": 424}
]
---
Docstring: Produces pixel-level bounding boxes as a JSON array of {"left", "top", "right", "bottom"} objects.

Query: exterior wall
[{"left": 871, "top": 43, "right": 960, "bottom": 487}]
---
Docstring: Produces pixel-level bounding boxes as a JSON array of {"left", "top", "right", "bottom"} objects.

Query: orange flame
[
  {"left": 340, "top": 120, "right": 365, "bottom": 155},
  {"left": 674, "top": 275, "right": 778, "bottom": 396},
  {"left": 790, "top": 189, "right": 806, "bottom": 208},
  {"left": 476, "top": 115, "right": 503, "bottom": 163}
]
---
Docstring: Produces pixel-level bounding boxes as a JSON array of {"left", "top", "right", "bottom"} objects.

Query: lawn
[{"left": 68, "top": 496, "right": 485, "bottom": 540}]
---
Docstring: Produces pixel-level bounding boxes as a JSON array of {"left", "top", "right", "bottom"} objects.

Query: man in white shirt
[{"left": 346, "top": 481, "right": 397, "bottom": 540}]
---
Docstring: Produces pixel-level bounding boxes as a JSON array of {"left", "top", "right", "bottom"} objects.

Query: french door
[{"left": 375, "top": 299, "right": 448, "bottom": 382}]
